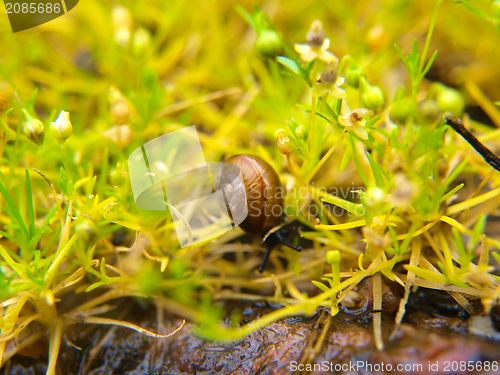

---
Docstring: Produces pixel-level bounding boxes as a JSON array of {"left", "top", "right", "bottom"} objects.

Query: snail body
[{"left": 222, "top": 154, "right": 300, "bottom": 272}]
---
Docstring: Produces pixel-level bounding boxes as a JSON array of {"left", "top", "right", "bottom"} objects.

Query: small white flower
[
  {"left": 104, "top": 124, "right": 133, "bottom": 147},
  {"left": 294, "top": 38, "right": 339, "bottom": 63},
  {"left": 313, "top": 62, "right": 346, "bottom": 99},
  {"left": 338, "top": 100, "right": 373, "bottom": 140}
]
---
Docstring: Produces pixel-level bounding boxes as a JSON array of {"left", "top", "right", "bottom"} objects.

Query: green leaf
[
  {"left": 0, "top": 244, "right": 27, "bottom": 278},
  {"left": 443, "top": 158, "right": 469, "bottom": 187},
  {"left": 311, "top": 280, "right": 330, "bottom": 293},
  {"left": 394, "top": 44, "right": 411, "bottom": 73},
  {"left": 493, "top": 252, "right": 500, "bottom": 265},
  {"left": 460, "top": 1, "right": 492, "bottom": 20},
  {"left": 388, "top": 226, "right": 400, "bottom": 255},
  {"left": 381, "top": 267, "right": 395, "bottom": 281},
  {"left": 28, "top": 205, "right": 59, "bottom": 251},
  {"left": 295, "top": 103, "right": 331, "bottom": 122},
  {"left": 27, "top": 88, "right": 38, "bottom": 113},
  {"left": 0, "top": 179, "right": 29, "bottom": 242},
  {"left": 440, "top": 183, "right": 464, "bottom": 203},
  {"left": 85, "top": 281, "right": 105, "bottom": 293},
  {"left": 349, "top": 135, "right": 369, "bottom": 186},
  {"left": 404, "top": 265, "right": 447, "bottom": 284},
  {"left": 421, "top": 49, "right": 438, "bottom": 79},
  {"left": 0, "top": 107, "right": 13, "bottom": 123},
  {"left": 470, "top": 215, "right": 486, "bottom": 250},
  {"left": 276, "top": 56, "right": 300, "bottom": 75},
  {"left": 324, "top": 101, "right": 339, "bottom": 122},
  {"left": 320, "top": 194, "right": 361, "bottom": 216},
  {"left": 234, "top": 5, "right": 255, "bottom": 29},
  {"left": 452, "top": 227, "right": 470, "bottom": 268},
  {"left": 339, "top": 144, "right": 352, "bottom": 172},
  {"left": 366, "top": 152, "right": 385, "bottom": 187}
]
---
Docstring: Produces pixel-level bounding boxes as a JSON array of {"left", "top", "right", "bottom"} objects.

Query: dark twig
[{"left": 443, "top": 113, "right": 500, "bottom": 172}]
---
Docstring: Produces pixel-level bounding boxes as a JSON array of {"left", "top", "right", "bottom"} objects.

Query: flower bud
[
  {"left": 345, "top": 66, "right": 364, "bottom": 88},
  {"left": 435, "top": 85, "right": 465, "bottom": 117},
  {"left": 22, "top": 110, "right": 45, "bottom": 146},
  {"left": 110, "top": 168, "right": 128, "bottom": 186},
  {"left": 306, "top": 20, "right": 325, "bottom": 47},
  {"left": 50, "top": 110, "right": 73, "bottom": 144},
  {"left": 277, "top": 130, "right": 292, "bottom": 156},
  {"left": 111, "top": 100, "right": 131, "bottom": 125},
  {"left": 362, "top": 186, "right": 385, "bottom": 208},
  {"left": 109, "top": 86, "right": 123, "bottom": 103},
  {"left": 75, "top": 219, "right": 97, "bottom": 242},
  {"left": 389, "top": 99, "right": 412, "bottom": 124},
  {"left": 112, "top": 6, "right": 132, "bottom": 46},
  {"left": 295, "top": 125, "right": 305, "bottom": 139},
  {"left": 361, "top": 79, "right": 385, "bottom": 112},
  {"left": 320, "top": 62, "right": 339, "bottom": 85},
  {"left": 326, "top": 250, "right": 341, "bottom": 265},
  {"left": 418, "top": 99, "right": 441, "bottom": 122},
  {"left": 132, "top": 28, "right": 151, "bottom": 56},
  {"left": 255, "top": 29, "right": 281, "bottom": 58},
  {"left": 112, "top": 5, "right": 132, "bottom": 30},
  {"left": 103, "top": 124, "right": 133, "bottom": 148},
  {"left": 0, "top": 92, "right": 9, "bottom": 114}
]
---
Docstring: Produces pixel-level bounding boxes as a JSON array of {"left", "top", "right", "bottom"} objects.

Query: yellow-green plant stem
[
  {"left": 309, "top": 60, "right": 318, "bottom": 156},
  {"left": 405, "top": 0, "right": 442, "bottom": 142},
  {"left": 61, "top": 144, "right": 73, "bottom": 183},
  {"left": 305, "top": 130, "right": 347, "bottom": 183},
  {"left": 46, "top": 318, "right": 63, "bottom": 375}
]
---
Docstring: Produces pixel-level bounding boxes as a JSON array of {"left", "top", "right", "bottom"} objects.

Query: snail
[{"left": 220, "top": 154, "right": 301, "bottom": 272}]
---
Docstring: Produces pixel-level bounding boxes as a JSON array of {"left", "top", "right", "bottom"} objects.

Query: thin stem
[
  {"left": 305, "top": 129, "right": 347, "bottom": 183},
  {"left": 61, "top": 144, "right": 73, "bottom": 183},
  {"left": 309, "top": 60, "right": 318, "bottom": 155},
  {"left": 418, "top": 0, "right": 443, "bottom": 74},
  {"left": 46, "top": 319, "right": 63, "bottom": 375},
  {"left": 338, "top": 55, "right": 356, "bottom": 77}
]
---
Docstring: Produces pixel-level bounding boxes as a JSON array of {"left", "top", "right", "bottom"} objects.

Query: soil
[{"left": 4, "top": 279, "right": 500, "bottom": 375}]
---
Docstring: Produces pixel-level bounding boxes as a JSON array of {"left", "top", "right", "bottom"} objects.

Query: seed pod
[
  {"left": 361, "top": 80, "right": 385, "bottom": 113},
  {"left": 22, "top": 110, "right": 45, "bottom": 146},
  {"left": 435, "top": 85, "right": 465, "bottom": 117},
  {"left": 306, "top": 20, "right": 325, "bottom": 47},
  {"left": 255, "top": 29, "right": 281, "bottom": 58}
]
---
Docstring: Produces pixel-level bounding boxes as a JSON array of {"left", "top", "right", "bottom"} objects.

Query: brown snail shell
[{"left": 223, "top": 154, "right": 284, "bottom": 235}]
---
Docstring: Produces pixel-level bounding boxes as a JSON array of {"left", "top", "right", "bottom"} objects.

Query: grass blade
[{"left": 26, "top": 170, "right": 35, "bottom": 238}]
